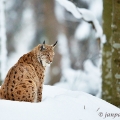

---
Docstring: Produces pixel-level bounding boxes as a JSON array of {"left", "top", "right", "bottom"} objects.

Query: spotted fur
[{"left": 0, "top": 42, "right": 57, "bottom": 102}]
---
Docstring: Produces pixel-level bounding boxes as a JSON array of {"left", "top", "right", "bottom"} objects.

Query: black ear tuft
[
  {"left": 43, "top": 40, "right": 45, "bottom": 44},
  {"left": 41, "top": 41, "right": 45, "bottom": 51},
  {"left": 53, "top": 41, "right": 58, "bottom": 47},
  {"left": 41, "top": 45, "right": 43, "bottom": 51}
]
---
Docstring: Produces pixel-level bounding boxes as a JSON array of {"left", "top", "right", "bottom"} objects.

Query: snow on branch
[
  {"left": 77, "top": 8, "right": 102, "bottom": 40},
  {"left": 56, "top": 0, "right": 82, "bottom": 19},
  {"left": 56, "top": 0, "right": 103, "bottom": 43}
]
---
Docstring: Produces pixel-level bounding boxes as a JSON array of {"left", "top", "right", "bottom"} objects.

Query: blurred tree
[
  {"left": 6, "top": 0, "right": 24, "bottom": 54},
  {"left": 102, "top": 0, "right": 120, "bottom": 107},
  {"left": 0, "top": 0, "right": 7, "bottom": 83},
  {"left": 111, "top": 0, "right": 120, "bottom": 107},
  {"left": 31, "top": 0, "right": 44, "bottom": 46},
  {"left": 102, "top": 0, "right": 112, "bottom": 104},
  {"left": 43, "top": 0, "right": 61, "bottom": 85}
]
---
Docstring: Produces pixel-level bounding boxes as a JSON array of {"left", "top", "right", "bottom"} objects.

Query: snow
[
  {"left": 89, "top": 0, "right": 103, "bottom": 20},
  {"left": 55, "top": 0, "right": 103, "bottom": 97},
  {"left": 56, "top": 0, "right": 82, "bottom": 19},
  {"left": 0, "top": 85, "right": 119, "bottom": 120},
  {"left": 115, "top": 73, "right": 120, "bottom": 79},
  {"left": 75, "top": 21, "right": 91, "bottom": 41},
  {"left": 56, "top": 0, "right": 103, "bottom": 43},
  {"left": 77, "top": 8, "right": 103, "bottom": 40},
  {"left": 113, "top": 43, "right": 120, "bottom": 49},
  {"left": 55, "top": 59, "right": 102, "bottom": 97}
]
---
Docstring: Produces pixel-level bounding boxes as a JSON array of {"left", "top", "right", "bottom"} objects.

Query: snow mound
[{"left": 0, "top": 85, "right": 120, "bottom": 120}]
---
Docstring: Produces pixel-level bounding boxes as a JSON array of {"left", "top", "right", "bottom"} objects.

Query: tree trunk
[
  {"left": 102, "top": 0, "right": 113, "bottom": 103},
  {"left": 43, "top": 0, "right": 61, "bottom": 85},
  {"left": 102, "top": 0, "right": 120, "bottom": 107},
  {"left": 111, "top": 0, "right": 120, "bottom": 107}
]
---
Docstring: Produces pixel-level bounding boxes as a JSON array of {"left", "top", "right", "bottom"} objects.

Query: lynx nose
[
  {"left": 49, "top": 59, "right": 53, "bottom": 63},
  {"left": 48, "top": 60, "right": 52, "bottom": 64},
  {"left": 50, "top": 60, "right": 52, "bottom": 63}
]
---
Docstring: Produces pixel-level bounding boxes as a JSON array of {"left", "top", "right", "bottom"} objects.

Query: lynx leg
[
  {"left": 13, "top": 80, "right": 37, "bottom": 102},
  {"left": 0, "top": 85, "right": 8, "bottom": 100},
  {"left": 37, "top": 86, "right": 43, "bottom": 102}
]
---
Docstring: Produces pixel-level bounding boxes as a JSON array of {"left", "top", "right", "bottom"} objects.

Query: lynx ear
[
  {"left": 53, "top": 41, "right": 58, "bottom": 47},
  {"left": 41, "top": 40, "right": 45, "bottom": 51},
  {"left": 43, "top": 40, "right": 45, "bottom": 44}
]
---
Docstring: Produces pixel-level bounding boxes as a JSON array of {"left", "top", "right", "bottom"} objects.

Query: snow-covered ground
[{"left": 0, "top": 85, "right": 119, "bottom": 120}]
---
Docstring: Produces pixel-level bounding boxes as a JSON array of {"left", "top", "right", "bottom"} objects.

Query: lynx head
[{"left": 37, "top": 41, "right": 57, "bottom": 67}]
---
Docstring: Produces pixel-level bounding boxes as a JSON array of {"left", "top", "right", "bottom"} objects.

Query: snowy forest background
[{"left": 0, "top": 0, "right": 120, "bottom": 107}]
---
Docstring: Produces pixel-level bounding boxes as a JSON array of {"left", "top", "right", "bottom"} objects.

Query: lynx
[{"left": 0, "top": 41, "right": 57, "bottom": 102}]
